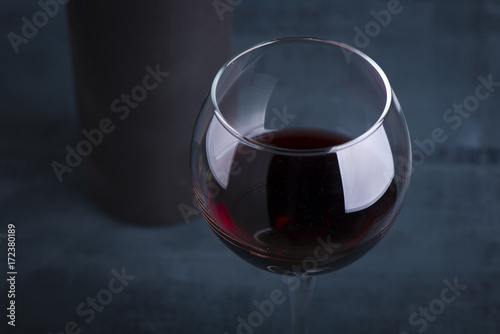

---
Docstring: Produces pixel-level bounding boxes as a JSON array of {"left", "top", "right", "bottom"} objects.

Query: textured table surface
[{"left": 1, "top": 0, "right": 499, "bottom": 333}]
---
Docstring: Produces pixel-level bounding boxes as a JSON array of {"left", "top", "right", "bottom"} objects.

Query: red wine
[{"left": 198, "top": 129, "right": 398, "bottom": 275}]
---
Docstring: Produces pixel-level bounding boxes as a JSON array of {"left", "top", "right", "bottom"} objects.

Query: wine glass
[{"left": 190, "top": 37, "right": 411, "bottom": 333}]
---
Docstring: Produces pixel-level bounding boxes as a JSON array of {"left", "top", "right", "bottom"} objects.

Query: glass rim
[{"left": 210, "top": 36, "right": 393, "bottom": 154}]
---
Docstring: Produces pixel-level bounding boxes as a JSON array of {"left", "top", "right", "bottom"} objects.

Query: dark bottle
[{"left": 66, "top": 1, "right": 231, "bottom": 224}]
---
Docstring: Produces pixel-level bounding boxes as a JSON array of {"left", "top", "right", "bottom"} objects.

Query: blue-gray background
[{"left": 1, "top": 0, "right": 499, "bottom": 333}]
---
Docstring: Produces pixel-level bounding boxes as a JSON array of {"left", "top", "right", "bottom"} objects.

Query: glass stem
[{"left": 288, "top": 275, "right": 316, "bottom": 334}]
